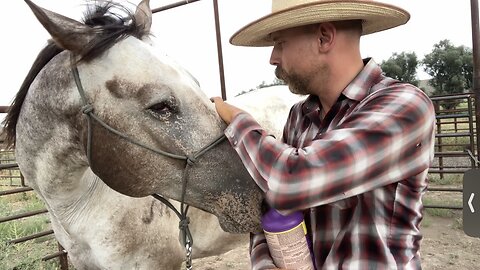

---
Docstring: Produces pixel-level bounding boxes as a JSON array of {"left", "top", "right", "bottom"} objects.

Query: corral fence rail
[
  {"left": 426, "top": 93, "right": 477, "bottom": 210},
  {"left": 0, "top": 145, "right": 69, "bottom": 269}
]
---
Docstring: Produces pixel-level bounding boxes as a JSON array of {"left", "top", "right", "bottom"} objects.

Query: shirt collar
[
  {"left": 301, "top": 95, "right": 320, "bottom": 115},
  {"left": 301, "top": 58, "right": 383, "bottom": 114},
  {"left": 342, "top": 58, "right": 384, "bottom": 102}
]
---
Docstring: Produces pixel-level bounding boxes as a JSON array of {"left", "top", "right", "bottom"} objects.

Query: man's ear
[{"left": 316, "top": 22, "right": 336, "bottom": 52}]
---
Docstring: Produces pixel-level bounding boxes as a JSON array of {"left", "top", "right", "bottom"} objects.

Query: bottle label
[{"left": 264, "top": 221, "right": 315, "bottom": 270}]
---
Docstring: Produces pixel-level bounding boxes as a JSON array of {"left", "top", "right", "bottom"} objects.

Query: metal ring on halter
[{"left": 185, "top": 242, "right": 193, "bottom": 270}]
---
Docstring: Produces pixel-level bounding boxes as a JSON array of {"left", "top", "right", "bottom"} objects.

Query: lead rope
[
  {"left": 71, "top": 56, "right": 226, "bottom": 270},
  {"left": 152, "top": 192, "right": 193, "bottom": 269}
]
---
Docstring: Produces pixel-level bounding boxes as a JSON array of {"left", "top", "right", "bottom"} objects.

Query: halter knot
[
  {"left": 179, "top": 216, "right": 190, "bottom": 230},
  {"left": 186, "top": 155, "right": 197, "bottom": 166},
  {"left": 82, "top": 104, "right": 94, "bottom": 114}
]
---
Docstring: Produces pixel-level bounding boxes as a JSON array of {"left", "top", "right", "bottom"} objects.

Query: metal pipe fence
[
  {"left": 426, "top": 93, "right": 477, "bottom": 210},
  {"left": 431, "top": 93, "right": 477, "bottom": 174},
  {"left": 0, "top": 161, "right": 69, "bottom": 269}
]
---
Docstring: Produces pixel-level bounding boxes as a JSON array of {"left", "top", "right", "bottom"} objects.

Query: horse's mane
[
  {"left": 2, "top": 41, "right": 63, "bottom": 149},
  {"left": 2, "top": 1, "right": 150, "bottom": 148}
]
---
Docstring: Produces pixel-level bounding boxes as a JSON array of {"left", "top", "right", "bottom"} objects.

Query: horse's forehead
[
  {"left": 91, "top": 37, "right": 202, "bottom": 99},
  {"left": 103, "top": 78, "right": 168, "bottom": 103}
]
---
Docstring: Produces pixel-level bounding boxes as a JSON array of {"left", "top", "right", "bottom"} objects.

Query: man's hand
[{"left": 210, "top": 97, "right": 245, "bottom": 125}]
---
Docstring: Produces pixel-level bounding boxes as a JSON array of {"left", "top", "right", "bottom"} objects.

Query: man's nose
[{"left": 269, "top": 48, "right": 280, "bottom": 66}]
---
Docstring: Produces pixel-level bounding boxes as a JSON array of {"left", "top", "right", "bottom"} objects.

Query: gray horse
[{"left": 1, "top": 0, "right": 305, "bottom": 268}]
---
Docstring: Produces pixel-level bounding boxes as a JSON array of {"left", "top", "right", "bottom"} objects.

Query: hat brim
[{"left": 230, "top": 0, "right": 410, "bottom": 47}]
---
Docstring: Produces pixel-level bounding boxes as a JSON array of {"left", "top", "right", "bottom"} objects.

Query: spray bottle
[{"left": 261, "top": 209, "right": 315, "bottom": 270}]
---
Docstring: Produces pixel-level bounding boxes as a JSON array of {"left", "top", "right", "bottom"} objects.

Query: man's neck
[{"left": 314, "top": 56, "right": 364, "bottom": 114}]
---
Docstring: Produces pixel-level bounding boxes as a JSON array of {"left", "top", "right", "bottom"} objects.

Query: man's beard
[{"left": 275, "top": 66, "right": 312, "bottom": 96}]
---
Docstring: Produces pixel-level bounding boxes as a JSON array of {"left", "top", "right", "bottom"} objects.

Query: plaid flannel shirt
[{"left": 225, "top": 59, "right": 436, "bottom": 270}]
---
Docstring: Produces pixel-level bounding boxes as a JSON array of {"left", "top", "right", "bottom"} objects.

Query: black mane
[
  {"left": 79, "top": 1, "right": 150, "bottom": 62},
  {"left": 2, "top": 1, "right": 150, "bottom": 148}
]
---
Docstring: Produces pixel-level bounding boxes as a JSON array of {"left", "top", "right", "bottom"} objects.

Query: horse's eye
[
  {"left": 149, "top": 102, "right": 171, "bottom": 114},
  {"left": 147, "top": 97, "right": 178, "bottom": 119}
]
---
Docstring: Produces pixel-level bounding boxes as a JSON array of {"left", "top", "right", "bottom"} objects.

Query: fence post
[
  {"left": 434, "top": 102, "right": 444, "bottom": 179},
  {"left": 470, "top": 0, "right": 480, "bottom": 161},
  {"left": 58, "top": 243, "right": 69, "bottom": 270},
  {"left": 20, "top": 172, "right": 26, "bottom": 187},
  {"left": 468, "top": 95, "right": 477, "bottom": 168}
]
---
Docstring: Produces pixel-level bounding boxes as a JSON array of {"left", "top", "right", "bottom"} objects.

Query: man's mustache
[{"left": 275, "top": 66, "right": 287, "bottom": 81}]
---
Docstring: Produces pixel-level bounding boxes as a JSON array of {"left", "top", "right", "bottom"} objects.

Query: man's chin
[{"left": 287, "top": 85, "right": 305, "bottom": 95}]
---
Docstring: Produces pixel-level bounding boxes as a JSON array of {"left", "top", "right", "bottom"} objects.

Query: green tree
[
  {"left": 272, "top": 77, "right": 286, "bottom": 86},
  {"left": 257, "top": 78, "right": 285, "bottom": 88},
  {"left": 381, "top": 52, "right": 419, "bottom": 86},
  {"left": 423, "top": 39, "right": 473, "bottom": 96},
  {"left": 235, "top": 78, "right": 286, "bottom": 97}
]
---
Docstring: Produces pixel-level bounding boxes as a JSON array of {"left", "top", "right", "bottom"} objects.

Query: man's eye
[{"left": 274, "top": 40, "right": 284, "bottom": 48}]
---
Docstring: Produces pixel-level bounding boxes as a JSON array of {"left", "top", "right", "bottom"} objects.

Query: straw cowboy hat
[{"left": 230, "top": 0, "right": 410, "bottom": 47}]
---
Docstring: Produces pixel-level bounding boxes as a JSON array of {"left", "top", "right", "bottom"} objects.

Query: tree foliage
[
  {"left": 423, "top": 39, "right": 473, "bottom": 96},
  {"left": 235, "top": 78, "right": 285, "bottom": 97},
  {"left": 381, "top": 52, "right": 419, "bottom": 86}
]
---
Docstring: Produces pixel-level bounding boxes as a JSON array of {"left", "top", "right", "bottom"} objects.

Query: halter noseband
[{"left": 71, "top": 56, "right": 226, "bottom": 270}]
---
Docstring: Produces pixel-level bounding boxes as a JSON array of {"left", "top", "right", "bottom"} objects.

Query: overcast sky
[{"left": 1, "top": 0, "right": 476, "bottom": 108}]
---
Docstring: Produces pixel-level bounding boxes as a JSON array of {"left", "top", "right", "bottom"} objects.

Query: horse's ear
[
  {"left": 24, "top": 0, "right": 95, "bottom": 53},
  {"left": 134, "top": 0, "right": 152, "bottom": 34}
]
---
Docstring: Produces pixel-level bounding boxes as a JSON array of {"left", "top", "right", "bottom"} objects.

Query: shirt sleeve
[
  {"left": 224, "top": 86, "right": 436, "bottom": 211},
  {"left": 249, "top": 233, "right": 278, "bottom": 270}
]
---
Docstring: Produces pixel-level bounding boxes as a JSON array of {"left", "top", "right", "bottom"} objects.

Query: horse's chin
[
  {"left": 210, "top": 192, "right": 263, "bottom": 234},
  {"left": 217, "top": 214, "right": 262, "bottom": 234}
]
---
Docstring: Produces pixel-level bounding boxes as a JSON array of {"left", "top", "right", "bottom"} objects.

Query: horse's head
[{"left": 8, "top": 0, "right": 263, "bottom": 233}]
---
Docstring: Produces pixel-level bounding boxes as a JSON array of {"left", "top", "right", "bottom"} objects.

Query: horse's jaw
[
  {"left": 211, "top": 191, "right": 263, "bottom": 233},
  {"left": 88, "top": 135, "right": 264, "bottom": 234},
  {"left": 189, "top": 143, "right": 264, "bottom": 233}
]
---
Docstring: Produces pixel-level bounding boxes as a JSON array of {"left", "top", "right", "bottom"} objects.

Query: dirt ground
[{"left": 191, "top": 214, "right": 480, "bottom": 270}]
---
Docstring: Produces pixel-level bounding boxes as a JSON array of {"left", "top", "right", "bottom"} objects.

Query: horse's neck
[
  {"left": 49, "top": 169, "right": 107, "bottom": 224},
  {"left": 15, "top": 126, "right": 89, "bottom": 207},
  {"left": 45, "top": 169, "right": 108, "bottom": 242}
]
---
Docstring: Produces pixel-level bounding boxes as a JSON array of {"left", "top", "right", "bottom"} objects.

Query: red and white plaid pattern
[{"left": 225, "top": 59, "right": 436, "bottom": 270}]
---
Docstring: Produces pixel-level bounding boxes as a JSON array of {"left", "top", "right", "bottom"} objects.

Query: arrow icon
[
  {"left": 469, "top": 193, "right": 475, "bottom": 213},
  {"left": 463, "top": 170, "right": 480, "bottom": 237}
]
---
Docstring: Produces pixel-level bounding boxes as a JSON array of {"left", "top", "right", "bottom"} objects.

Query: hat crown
[
  {"left": 272, "top": 0, "right": 373, "bottom": 12},
  {"left": 232, "top": 0, "right": 409, "bottom": 47}
]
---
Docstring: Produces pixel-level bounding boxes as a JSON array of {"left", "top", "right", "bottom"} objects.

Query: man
[{"left": 211, "top": 0, "right": 436, "bottom": 269}]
